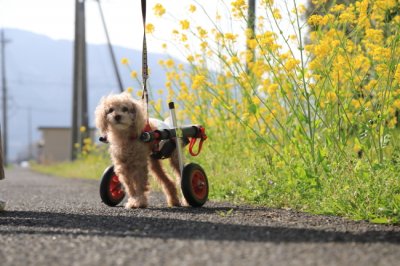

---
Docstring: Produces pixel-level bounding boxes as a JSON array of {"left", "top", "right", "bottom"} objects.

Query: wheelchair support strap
[{"left": 188, "top": 127, "right": 207, "bottom": 156}]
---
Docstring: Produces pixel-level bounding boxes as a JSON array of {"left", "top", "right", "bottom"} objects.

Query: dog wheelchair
[{"left": 99, "top": 102, "right": 209, "bottom": 207}]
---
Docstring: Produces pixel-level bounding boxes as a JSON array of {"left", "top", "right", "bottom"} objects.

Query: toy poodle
[{"left": 95, "top": 93, "right": 182, "bottom": 208}]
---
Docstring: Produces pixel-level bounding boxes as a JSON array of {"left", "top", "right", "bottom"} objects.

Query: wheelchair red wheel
[
  {"left": 99, "top": 165, "right": 125, "bottom": 206},
  {"left": 181, "top": 163, "right": 209, "bottom": 207}
]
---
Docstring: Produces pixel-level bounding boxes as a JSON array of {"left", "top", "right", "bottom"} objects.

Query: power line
[{"left": 96, "top": 0, "right": 124, "bottom": 92}]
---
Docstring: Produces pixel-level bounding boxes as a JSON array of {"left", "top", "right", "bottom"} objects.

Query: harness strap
[
  {"left": 141, "top": 0, "right": 150, "bottom": 127},
  {"left": 188, "top": 127, "right": 207, "bottom": 156}
]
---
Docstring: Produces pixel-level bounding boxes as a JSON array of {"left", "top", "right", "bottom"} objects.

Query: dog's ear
[{"left": 95, "top": 96, "right": 109, "bottom": 135}]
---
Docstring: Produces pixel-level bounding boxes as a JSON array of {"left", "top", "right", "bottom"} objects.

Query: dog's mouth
[{"left": 113, "top": 119, "right": 126, "bottom": 126}]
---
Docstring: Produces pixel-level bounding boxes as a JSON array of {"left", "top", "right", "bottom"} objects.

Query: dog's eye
[
  {"left": 107, "top": 108, "right": 114, "bottom": 114},
  {"left": 122, "top": 107, "right": 129, "bottom": 113}
]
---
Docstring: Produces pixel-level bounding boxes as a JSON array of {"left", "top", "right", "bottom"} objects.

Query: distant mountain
[{"left": 1, "top": 28, "right": 174, "bottom": 162}]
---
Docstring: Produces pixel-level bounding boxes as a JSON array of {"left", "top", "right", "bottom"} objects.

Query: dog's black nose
[{"left": 114, "top": 115, "right": 122, "bottom": 122}]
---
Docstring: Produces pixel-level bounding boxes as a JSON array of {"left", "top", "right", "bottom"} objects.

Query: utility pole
[
  {"left": 96, "top": 0, "right": 124, "bottom": 92},
  {"left": 0, "top": 30, "right": 9, "bottom": 166},
  {"left": 71, "top": 0, "right": 89, "bottom": 160},
  {"left": 27, "top": 107, "right": 33, "bottom": 160},
  {"left": 247, "top": 0, "right": 256, "bottom": 36},
  {"left": 246, "top": 0, "right": 256, "bottom": 73}
]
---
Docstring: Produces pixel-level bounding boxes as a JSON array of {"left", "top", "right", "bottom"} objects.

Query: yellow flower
[
  {"left": 189, "top": 4, "right": 196, "bottom": 13},
  {"left": 165, "top": 81, "right": 172, "bottom": 89},
  {"left": 308, "top": 15, "right": 324, "bottom": 26},
  {"left": 162, "top": 43, "right": 167, "bottom": 49},
  {"left": 353, "top": 140, "right": 362, "bottom": 154},
  {"left": 192, "top": 74, "right": 207, "bottom": 90},
  {"left": 351, "top": 99, "right": 361, "bottom": 109},
  {"left": 83, "top": 138, "right": 92, "bottom": 145},
  {"left": 180, "top": 20, "right": 190, "bottom": 30},
  {"left": 187, "top": 55, "right": 194, "bottom": 62},
  {"left": 393, "top": 99, "right": 400, "bottom": 109},
  {"left": 394, "top": 64, "right": 400, "bottom": 84},
  {"left": 285, "top": 59, "right": 300, "bottom": 71},
  {"left": 252, "top": 96, "right": 261, "bottom": 105},
  {"left": 247, "top": 39, "right": 257, "bottom": 49},
  {"left": 120, "top": 57, "right": 129, "bottom": 65},
  {"left": 330, "top": 4, "right": 345, "bottom": 13},
  {"left": 267, "top": 84, "right": 279, "bottom": 95},
  {"left": 165, "top": 58, "right": 175, "bottom": 68},
  {"left": 145, "top": 23, "right": 155, "bottom": 34},
  {"left": 272, "top": 8, "right": 281, "bottom": 20},
  {"left": 231, "top": 56, "right": 240, "bottom": 64},
  {"left": 130, "top": 71, "right": 137, "bottom": 79},
  {"left": 200, "top": 42, "right": 207, "bottom": 50},
  {"left": 313, "top": 42, "right": 330, "bottom": 58},
  {"left": 197, "top": 27, "right": 208, "bottom": 38},
  {"left": 211, "top": 98, "right": 219, "bottom": 107},
  {"left": 298, "top": 4, "right": 306, "bottom": 14},
  {"left": 181, "top": 34, "right": 188, "bottom": 42},
  {"left": 389, "top": 107, "right": 396, "bottom": 116},
  {"left": 80, "top": 126, "right": 86, "bottom": 133},
  {"left": 276, "top": 160, "right": 285, "bottom": 168},
  {"left": 326, "top": 91, "right": 337, "bottom": 102},
  {"left": 153, "top": 3, "right": 166, "bottom": 17},
  {"left": 126, "top": 87, "right": 133, "bottom": 93},
  {"left": 375, "top": 0, "right": 397, "bottom": 10},
  {"left": 312, "top": 0, "right": 329, "bottom": 6},
  {"left": 339, "top": 9, "right": 356, "bottom": 24},
  {"left": 224, "top": 33, "right": 237, "bottom": 41},
  {"left": 394, "top": 89, "right": 400, "bottom": 97},
  {"left": 365, "top": 29, "right": 384, "bottom": 43},
  {"left": 231, "top": 0, "right": 246, "bottom": 18},
  {"left": 388, "top": 117, "right": 397, "bottom": 129},
  {"left": 245, "top": 28, "right": 254, "bottom": 39}
]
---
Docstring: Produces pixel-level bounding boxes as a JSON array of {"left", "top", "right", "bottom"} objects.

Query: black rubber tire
[
  {"left": 181, "top": 163, "right": 209, "bottom": 207},
  {"left": 99, "top": 165, "right": 125, "bottom": 206}
]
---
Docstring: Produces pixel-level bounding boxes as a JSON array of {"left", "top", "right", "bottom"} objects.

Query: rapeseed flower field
[{"left": 35, "top": 0, "right": 400, "bottom": 224}]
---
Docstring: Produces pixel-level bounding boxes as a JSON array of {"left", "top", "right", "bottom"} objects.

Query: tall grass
[{"left": 151, "top": 0, "right": 400, "bottom": 223}]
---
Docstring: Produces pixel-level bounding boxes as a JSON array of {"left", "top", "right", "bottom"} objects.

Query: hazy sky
[
  {"left": 0, "top": 0, "right": 223, "bottom": 60},
  {"left": 0, "top": 0, "right": 307, "bottom": 60}
]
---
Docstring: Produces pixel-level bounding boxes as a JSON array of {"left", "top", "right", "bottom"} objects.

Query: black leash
[{"left": 141, "top": 0, "right": 150, "bottom": 125}]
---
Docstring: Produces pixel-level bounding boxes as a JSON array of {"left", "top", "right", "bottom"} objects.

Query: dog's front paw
[
  {"left": 180, "top": 197, "right": 189, "bottom": 207},
  {"left": 167, "top": 197, "right": 181, "bottom": 207},
  {"left": 125, "top": 196, "right": 148, "bottom": 209}
]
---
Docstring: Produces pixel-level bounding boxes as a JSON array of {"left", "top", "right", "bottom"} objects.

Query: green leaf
[
  {"left": 370, "top": 217, "right": 390, "bottom": 224},
  {"left": 249, "top": 103, "right": 258, "bottom": 114}
]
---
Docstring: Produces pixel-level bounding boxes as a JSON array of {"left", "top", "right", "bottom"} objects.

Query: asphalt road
[{"left": 0, "top": 167, "right": 399, "bottom": 266}]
